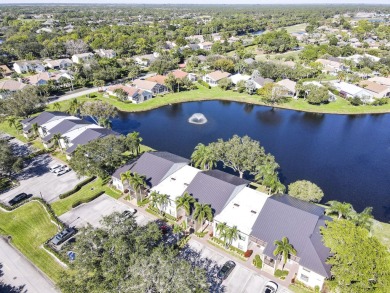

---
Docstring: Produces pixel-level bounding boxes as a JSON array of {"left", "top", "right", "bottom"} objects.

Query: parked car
[
  {"left": 8, "top": 193, "right": 30, "bottom": 206},
  {"left": 263, "top": 281, "right": 278, "bottom": 293},
  {"left": 49, "top": 164, "right": 62, "bottom": 173},
  {"left": 122, "top": 209, "right": 137, "bottom": 218},
  {"left": 217, "top": 260, "right": 236, "bottom": 279},
  {"left": 57, "top": 166, "right": 71, "bottom": 176},
  {"left": 51, "top": 228, "right": 76, "bottom": 246}
]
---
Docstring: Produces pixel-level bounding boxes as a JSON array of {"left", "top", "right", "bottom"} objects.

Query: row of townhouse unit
[
  {"left": 21, "top": 111, "right": 117, "bottom": 159},
  {"left": 111, "top": 151, "right": 332, "bottom": 290}
]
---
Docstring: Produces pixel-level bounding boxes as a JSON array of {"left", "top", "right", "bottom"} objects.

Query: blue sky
[{"left": 3, "top": 0, "right": 390, "bottom": 4}]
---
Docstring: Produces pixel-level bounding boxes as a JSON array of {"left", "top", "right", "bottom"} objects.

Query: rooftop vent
[
  {"left": 250, "top": 210, "right": 257, "bottom": 214},
  {"left": 171, "top": 178, "right": 176, "bottom": 181},
  {"left": 183, "top": 183, "right": 189, "bottom": 186},
  {"left": 233, "top": 203, "right": 240, "bottom": 207}
]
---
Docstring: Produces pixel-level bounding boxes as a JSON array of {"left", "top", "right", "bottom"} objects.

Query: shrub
[
  {"left": 33, "top": 198, "right": 65, "bottom": 228},
  {"left": 349, "top": 97, "right": 363, "bottom": 106},
  {"left": 197, "top": 79, "right": 211, "bottom": 89},
  {"left": 253, "top": 254, "right": 262, "bottom": 268},
  {"left": 71, "top": 191, "right": 104, "bottom": 208},
  {"left": 274, "top": 269, "right": 289, "bottom": 279},
  {"left": 59, "top": 176, "right": 96, "bottom": 199},
  {"left": 372, "top": 98, "right": 388, "bottom": 106},
  {"left": 244, "top": 250, "right": 253, "bottom": 258}
]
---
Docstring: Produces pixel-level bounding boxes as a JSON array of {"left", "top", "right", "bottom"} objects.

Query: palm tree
[
  {"left": 31, "top": 123, "right": 40, "bottom": 138},
  {"left": 273, "top": 237, "right": 297, "bottom": 270},
  {"left": 191, "top": 143, "right": 217, "bottom": 171},
  {"left": 326, "top": 201, "right": 354, "bottom": 220},
  {"left": 149, "top": 191, "right": 160, "bottom": 209},
  {"left": 227, "top": 225, "right": 239, "bottom": 248},
  {"left": 175, "top": 192, "right": 195, "bottom": 217},
  {"left": 6, "top": 116, "right": 20, "bottom": 133},
  {"left": 193, "top": 202, "right": 213, "bottom": 231},
  {"left": 67, "top": 98, "right": 79, "bottom": 115},
  {"left": 126, "top": 132, "right": 142, "bottom": 155},
  {"left": 98, "top": 117, "right": 112, "bottom": 129},
  {"left": 120, "top": 170, "right": 132, "bottom": 192},
  {"left": 337, "top": 71, "right": 346, "bottom": 82},
  {"left": 256, "top": 163, "right": 285, "bottom": 195},
  {"left": 53, "top": 102, "right": 61, "bottom": 112},
  {"left": 216, "top": 222, "right": 230, "bottom": 247},
  {"left": 159, "top": 193, "right": 170, "bottom": 215},
  {"left": 51, "top": 133, "right": 64, "bottom": 152},
  {"left": 128, "top": 172, "right": 147, "bottom": 202},
  {"left": 350, "top": 207, "right": 373, "bottom": 231}
]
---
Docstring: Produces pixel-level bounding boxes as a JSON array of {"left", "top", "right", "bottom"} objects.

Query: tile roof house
[
  {"left": 170, "top": 69, "right": 188, "bottom": 79},
  {"left": 252, "top": 76, "right": 274, "bottom": 89},
  {"left": 132, "top": 79, "right": 168, "bottom": 95},
  {"left": 359, "top": 80, "right": 390, "bottom": 98},
  {"left": 13, "top": 60, "right": 45, "bottom": 74},
  {"left": 250, "top": 195, "right": 332, "bottom": 289},
  {"left": 44, "top": 58, "right": 73, "bottom": 69},
  {"left": 276, "top": 79, "right": 297, "bottom": 97},
  {"left": 315, "top": 58, "right": 343, "bottom": 74},
  {"left": 203, "top": 70, "right": 231, "bottom": 87},
  {"left": 112, "top": 151, "right": 190, "bottom": 192},
  {"left": 368, "top": 76, "right": 390, "bottom": 87},
  {"left": 146, "top": 75, "right": 167, "bottom": 85},
  {"left": 25, "top": 72, "right": 73, "bottom": 86},
  {"left": 0, "top": 65, "right": 12, "bottom": 77},
  {"left": 72, "top": 53, "right": 94, "bottom": 64},
  {"left": 107, "top": 84, "right": 153, "bottom": 104},
  {"left": 0, "top": 80, "right": 27, "bottom": 99}
]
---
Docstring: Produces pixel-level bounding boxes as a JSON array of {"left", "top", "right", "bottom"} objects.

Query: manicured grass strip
[
  {"left": 51, "top": 178, "right": 122, "bottom": 216},
  {"left": 46, "top": 86, "right": 390, "bottom": 115},
  {"left": 0, "top": 201, "right": 65, "bottom": 282},
  {"left": 371, "top": 220, "right": 390, "bottom": 250}
]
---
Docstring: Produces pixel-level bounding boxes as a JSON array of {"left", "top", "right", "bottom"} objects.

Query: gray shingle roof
[
  {"left": 184, "top": 170, "right": 248, "bottom": 215},
  {"left": 251, "top": 194, "right": 331, "bottom": 277},
  {"left": 253, "top": 76, "right": 274, "bottom": 87},
  {"left": 112, "top": 151, "right": 189, "bottom": 187},
  {"left": 42, "top": 119, "right": 91, "bottom": 142},
  {"left": 22, "top": 111, "right": 69, "bottom": 131},
  {"left": 66, "top": 128, "right": 119, "bottom": 154}
]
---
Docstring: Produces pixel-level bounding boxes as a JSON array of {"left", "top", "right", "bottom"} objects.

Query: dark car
[
  {"left": 217, "top": 260, "right": 236, "bottom": 280},
  {"left": 263, "top": 281, "right": 278, "bottom": 293},
  {"left": 8, "top": 193, "right": 29, "bottom": 206},
  {"left": 51, "top": 228, "right": 76, "bottom": 246},
  {"left": 122, "top": 209, "right": 137, "bottom": 218}
]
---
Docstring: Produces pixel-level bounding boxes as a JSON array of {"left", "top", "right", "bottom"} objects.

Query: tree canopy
[{"left": 288, "top": 180, "right": 324, "bottom": 202}]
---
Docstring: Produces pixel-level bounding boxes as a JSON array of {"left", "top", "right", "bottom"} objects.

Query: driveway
[
  {"left": 59, "top": 194, "right": 153, "bottom": 228},
  {"left": 184, "top": 239, "right": 291, "bottom": 293},
  {"left": 0, "top": 237, "right": 58, "bottom": 293},
  {"left": 0, "top": 154, "right": 84, "bottom": 204}
]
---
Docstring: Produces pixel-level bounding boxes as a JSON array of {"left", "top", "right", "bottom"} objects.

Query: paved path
[
  {"left": 0, "top": 237, "right": 58, "bottom": 293},
  {"left": 49, "top": 87, "right": 99, "bottom": 104}
]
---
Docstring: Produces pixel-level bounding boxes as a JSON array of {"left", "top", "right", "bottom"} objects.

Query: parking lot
[
  {"left": 0, "top": 154, "right": 84, "bottom": 205},
  {"left": 59, "top": 194, "right": 153, "bottom": 228},
  {"left": 184, "top": 239, "right": 290, "bottom": 293}
]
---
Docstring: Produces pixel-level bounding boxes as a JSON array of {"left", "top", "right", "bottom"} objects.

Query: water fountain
[{"left": 188, "top": 113, "right": 207, "bottom": 125}]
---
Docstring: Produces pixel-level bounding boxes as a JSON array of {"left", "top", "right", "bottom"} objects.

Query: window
[{"left": 300, "top": 274, "right": 309, "bottom": 282}]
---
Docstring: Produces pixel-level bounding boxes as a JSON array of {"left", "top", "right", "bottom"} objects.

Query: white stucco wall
[{"left": 297, "top": 265, "right": 326, "bottom": 289}]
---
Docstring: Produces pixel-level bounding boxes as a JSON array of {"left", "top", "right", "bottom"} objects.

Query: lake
[{"left": 111, "top": 100, "right": 390, "bottom": 222}]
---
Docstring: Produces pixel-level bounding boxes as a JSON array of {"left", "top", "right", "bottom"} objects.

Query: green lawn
[
  {"left": 47, "top": 86, "right": 390, "bottom": 115},
  {"left": 0, "top": 121, "right": 28, "bottom": 143},
  {"left": 51, "top": 177, "right": 122, "bottom": 216},
  {"left": 283, "top": 23, "right": 308, "bottom": 34},
  {"left": 0, "top": 201, "right": 65, "bottom": 282}
]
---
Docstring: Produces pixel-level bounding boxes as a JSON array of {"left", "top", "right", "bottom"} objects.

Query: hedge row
[
  {"left": 59, "top": 176, "right": 96, "bottom": 199},
  {"left": 33, "top": 198, "right": 65, "bottom": 229},
  {"left": 71, "top": 191, "right": 104, "bottom": 208},
  {"left": 0, "top": 198, "right": 32, "bottom": 211}
]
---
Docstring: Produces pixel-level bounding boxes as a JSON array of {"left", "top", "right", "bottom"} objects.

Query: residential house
[
  {"left": 0, "top": 65, "right": 12, "bottom": 77},
  {"left": 315, "top": 58, "right": 344, "bottom": 74},
  {"left": 95, "top": 49, "right": 116, "bottom": 59},
  {"left": 112, "top": 151, "right": 189, "bottom": 193},
  {"left": 213, "top": 187, "right": 269, "bottom": 251},
  {"left": 72, "top": 53, "right": 94, "bottom": 64},
  {"left": 243, "top": 58, "right": 255, "bottom": 66},
  {"left": 185, "top": 35, "right": 205, "bottom": 43},
  {"left": 367, "top": 76, "right": 390, "bottom": 87},
  {"left": 146, "top": 75, "right": 167, "bottom": 85},
  {"left": 276, "top": 79, "right": 297, "bottom": 97},
  {"left": 343, "top": 54, "right": 380, "bottom": 64},
  {"left": 199, "top": 42, "right": 213, "bottom": 51},
  {"left": 65, "top": 128, "right": 118, "bottom": 159},
  {"left": 150, "top": 165, "right": 201, "bottom": 218},
  {"left": 203, "top": 71, "right": 231, "bottom": 87},
  {"left": 186, "top": 44, "right": 200, "bottom": 51},
  {"left": 188, "top": 73, "right": 197, "bottom": 82},
  {"left": 133, "top": 79, "right": 168, "bottom": 95},
  {"left": 44, "top": 58, "right": 73, "bottom": 70},
  {"left": 133, "top": 53, "right": 158, "bottom": 67},
  {"left": 170, "top": 69, "right": 189, "bottom": 80},
  {"left": 249, "top": 195, "right": 331, "bottom": 289},
  {"left": 302, "top": 81, "right": 337, "bottom": 101},
  {"left": 252, "top": 76, "right": 274, "bottom": 89},
  {"left": 331, "top": 81, "right": 374, "bottom": 102},
  {"left": 21, "top": 111, "right": 70, "bottom": 138},
  {"left": 25, "top": 72, "right": 73, "bottom": 87},
  {"left": 230, "top": 73, "right": 250, "bottom": 85},
  {"left": 107, "top": 84, "right": 153, "bottom": 104},
  {"left": 0, "top": 80, "right": 27, "bottom": 99},
  {"left": 13, "top": 60, "right": 45, "bottom": 74},
  {"left": 184, "top": 170, "right": 249, "bottom": 230},
  {"left": 359, "top": 80, "right": 390, "bottom": 98}
]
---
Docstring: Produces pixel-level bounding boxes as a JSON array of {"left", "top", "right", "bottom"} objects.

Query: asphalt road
[
  {"left": 0, "top": 237, "right": 58, "bottom": 293},
  {"left": 49, "top": 87, "right": 99, "bottom": 104}
]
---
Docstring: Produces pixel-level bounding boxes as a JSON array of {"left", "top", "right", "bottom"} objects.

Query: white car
[
  {"left": 49, "top": 164, "right": 62, "bottom": 173},
  {"left": 263, "top": 281, "right": 278, "bottom": 293}
]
